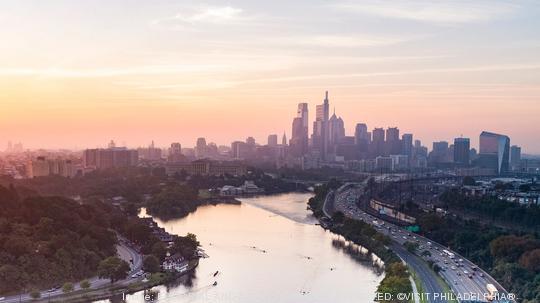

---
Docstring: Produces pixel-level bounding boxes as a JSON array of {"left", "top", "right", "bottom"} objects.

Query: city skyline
[
  {"left": 1, "top": 1, "right": 540, "bottom": 152},
  {"left": 1, "top": 92, "right": 536, "bottom": 155}
]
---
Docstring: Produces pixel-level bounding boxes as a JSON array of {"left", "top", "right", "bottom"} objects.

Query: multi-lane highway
[
  {"left": 329, "top": 183, "right": 513, "bottom": 303},
  {"left": 1, "top": 236, "right": 143, "bottom": 303}
]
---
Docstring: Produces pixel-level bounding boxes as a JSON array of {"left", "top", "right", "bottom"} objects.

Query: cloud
[
  {"left": 0, "top": 64, "right": 230, "bottom": 78},
  {"left": 292, "top": 34, "right": 415, "bottom": 47},
  {"left": 333, "top": 1, "right": 519, "bottom": 24},
  {"left": 152, "top": 5, "right": 245, "bottom": 29}
]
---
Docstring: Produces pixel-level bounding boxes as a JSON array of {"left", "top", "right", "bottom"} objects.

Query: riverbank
[
  {"left": 33, "top": 259, "right": 200, "bottom": 303},
  {"left": 307, "top": 184, "right": 413, "bottom": 302}
]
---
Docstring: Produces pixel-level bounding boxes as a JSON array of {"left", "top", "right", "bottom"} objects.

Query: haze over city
[{"left": 1, "top": 0, "right": 540, "bottom": 152}]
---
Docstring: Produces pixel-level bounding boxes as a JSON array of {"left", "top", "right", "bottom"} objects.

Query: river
[{"left": 105, "top": 193, "right": 383, "bottom": 303}]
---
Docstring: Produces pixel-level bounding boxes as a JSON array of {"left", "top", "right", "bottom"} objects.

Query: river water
[{"left": 107, "top": 193, "right": 383, "bottom": 303}]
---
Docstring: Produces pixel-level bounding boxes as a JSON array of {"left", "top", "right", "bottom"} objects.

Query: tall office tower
[
  {"left": 267, "top": 134, "right": 278, "bottom": 147},
  {"left": 453, "top": 138, "right": 470, "bottom": 165},
  {"left": 354, "top": 123, "right": 370, "bottom": 158},
  {"left": 510, "top": 145, "right": 521, "bottom": 171},
  {"left": 282, "top": 132, "right": 287, "bottom": 146},
  {"left": 385, "top": 127, "right": 401, "bottom": 155},
  {"left": 231, "top": 141, "right": 248, "bottom": 159},
  {"left": 290, "top": 103, "right": 309, "bottom": 156},
  {"left": 195, "top": 137, "right": 207, "bottom": 159},
  {"left": 290, "top": 117, "right": 304, "bottom": 156},
  {"left": 328, "top": 110, "right": 345, "bottom": 147},
  {"left": 372, "top": 127, "right": 385, "bottom": 156},
  {"left": 401, "top": 134, "right": 413, "bottom": 157},
  {"left": 312, "top": 91, "right": 330, "bottom": 160},
  {"left": 478, "top": 131, "right": 510, "bottom": 174},
  {"left": 430, "top": 141, "right": 449, "bottom": 164}
]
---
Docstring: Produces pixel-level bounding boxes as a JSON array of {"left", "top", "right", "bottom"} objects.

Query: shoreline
[{"left": 34, "top": 259, "right": 200, "bottom": 303}]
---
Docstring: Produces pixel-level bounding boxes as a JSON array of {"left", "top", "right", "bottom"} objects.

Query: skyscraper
[
  {"left": 386, "top": 127, "right": 401, "bottom": 155},
  {"left": 195, "top": 137, "right": 207, "bottom": 159},
  {"left": 478, "top": 131, "right": 510, "bottom": 174},
  {"left": 290, "top": 103, "right": 309, "bottom": 156},
  {"left": 267, "top": 134, "right": 278, "bottom": 147},
  {"left": 354, "top": 123, "right": 370, "bottom": 158},
  {"left": 510, "top": 145, "right": 521, "bottom": 171},
  {"left": 312, "top": 91, "right": 330, "bottom": 160},
  {"left": 328, "top": 109, "right": 345, "bottom": 148},
  {"left": 401, "top": 134, "right": 413, "bottom": 157},
  {"left": 372, "top": 127, "right": 385, "bottom": 156},
  {"left": 453, "top": 137, "right": 470, "bottom": 165}
]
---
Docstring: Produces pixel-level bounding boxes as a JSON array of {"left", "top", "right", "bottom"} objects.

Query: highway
[
  {"left": 330, "top": 183, "right": 513, "bottom": 303},
  {"left": 1, "top": 235, "right": 143, "bottom": 303}
]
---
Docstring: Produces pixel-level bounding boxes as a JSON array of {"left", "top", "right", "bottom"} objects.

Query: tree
[
  {"left": 97, "top": 257, "right": 131, "bottom": 284},
  {"left": 62, "top": 282, "right": 74, "bottom": 293},
  {"left": 404, "top": 241, "right": 419, "bottom": 254},
  {"left": 332, "top": 211, "right": 345, "bottom": 224},
  {"left": 143, "top": 255, "right": 161, "bottom": 273},
  {"left": 80, "top": 279, "right": 91, "bottom": 290},
  {"left": 172, "top": 234, "right": 199, "bottom": 259},
  {"left": 151, "top": 241, "right": 167, "bottom": 261},
  {"left": 29, "top": 290, "right": 41, "bottom": 299},
  {"left": 519, "top": 249, "right": 540, "bottom": 273}
]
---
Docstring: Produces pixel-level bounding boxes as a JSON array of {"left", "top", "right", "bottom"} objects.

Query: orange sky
[{"left": 1, "top": 1, "right": 539, "bottom": 153}]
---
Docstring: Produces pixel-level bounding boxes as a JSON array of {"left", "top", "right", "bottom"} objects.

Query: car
[
  {"left": 0, "top": 297, "right": 5, "bottom": 301},
  {"left": 468, "top": 274, "right": 473, "bottom": 279},
  {"left": 480, "top": 273, "right": 485, "bottom": 277}
]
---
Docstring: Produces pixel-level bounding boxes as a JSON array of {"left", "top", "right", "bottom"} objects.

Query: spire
[{"left": 324, "top": 91, "right": 329, "bottom": 104}]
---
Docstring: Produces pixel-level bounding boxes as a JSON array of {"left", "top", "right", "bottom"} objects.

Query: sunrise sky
[{"left": 1, "top": 1, "right": 539, "bottom": 153}]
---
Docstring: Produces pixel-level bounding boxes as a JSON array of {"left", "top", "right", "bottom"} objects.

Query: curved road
[
  {"left": 2, "top": 236, "right": 143, "bottom": 303},
  {"left": 330, "top": 183, "right": 513, "bottom": 303}
]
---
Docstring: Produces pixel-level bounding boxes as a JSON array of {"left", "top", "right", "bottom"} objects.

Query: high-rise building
[
  {"left": 354, "top": 123, "right": 370, "bottom": 158},
  {"left": 328, "top": 110, "right": 345, "bottom": 148},
  {"left": 231, "top": 141, "right": 248, "bottom": 159},
  {"left": 267, "top": 134, "right": 278, "bottom": 147},
  {"left": 312, "top": 91, "right": 330, "bottom": 160},
  {"left": 453, "top": 138, "right": 470, "bottom": 165},
  {"left": 372, "top": 128, "right": 385, "bottom": 156},
  {"left": 195, "top": 137, "right": 207, "bottom": 159},
  {"left": 83, "top": 147, "right": 138, "bottom": 169},
  {"left": 401, "top": 134, "right": 413, "bottom": 157},
  {"left": 168, "top": 142, "right": 186, "bottom": 162},
  {"left": 386, "top": 127, "right": 401, "bottom": 155},
  {"left": 477, "top": 131, "right": 510, "bottom": 174},
  {"left": 292, "top": 103, "right": 309, "bottom": 154},
  {"left": 510, "top": 145, "right": 521, "bottom": 171}
]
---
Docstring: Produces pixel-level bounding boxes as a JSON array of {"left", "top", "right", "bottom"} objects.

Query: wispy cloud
[
  {"left": 333, "top": 1, "right": 519, "bottom": 24},
  {"left": 0, "top": 64, "right": 229, "bottom": 78},
  {"left": 290, "top": 34, "right": 416, "bottom": 47},
  {"left": 151, "top": 5, "right": 246, "bottom": 29}
]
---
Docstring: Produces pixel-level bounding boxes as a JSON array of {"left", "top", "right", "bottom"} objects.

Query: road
[
  {"left": 1, "top": 235, "right": 143, "bottom": 303},
  {"left": 331, "top": 183, "right": 513, "bottom": 303}
]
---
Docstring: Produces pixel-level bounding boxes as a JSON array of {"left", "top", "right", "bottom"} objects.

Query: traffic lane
[
  {"left": 335, "top": 193, "right": 483, "bottom": 299},
  {"left": 392, "top": 244, "right": 448, "bottom": 303}
]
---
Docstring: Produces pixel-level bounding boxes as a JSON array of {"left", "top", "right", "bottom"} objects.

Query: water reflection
[{"left": 99, "top": 193, "right": 383, "bottom": 303}]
